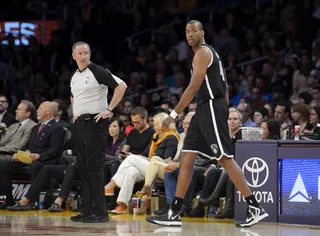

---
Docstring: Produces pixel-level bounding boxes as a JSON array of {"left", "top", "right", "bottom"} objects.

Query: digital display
[
  {"left": 281, "top": 159, "right": 320, "bottom": 216},
  {"left": 0, "top": 21, "right": 59, "bottom": 46}
]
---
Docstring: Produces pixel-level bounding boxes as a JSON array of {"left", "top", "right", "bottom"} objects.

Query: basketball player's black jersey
[
  {"left": 183, "top": 43, "right": 233, "bottom": 160},
  {"left": 194, "top": 44, "right": 227, "bottom": 105}
]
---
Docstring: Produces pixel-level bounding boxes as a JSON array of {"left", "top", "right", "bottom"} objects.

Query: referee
[{"left": 70, "top": 41, "right": 127, "bottom": 223}]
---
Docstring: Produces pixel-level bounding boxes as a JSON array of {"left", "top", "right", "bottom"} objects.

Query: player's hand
[
  {"left": 162, "top": 116, "right": 175, "bottom": 131},
  {"left": 95, "top": 110, "right": 112, "bottom": 122}
]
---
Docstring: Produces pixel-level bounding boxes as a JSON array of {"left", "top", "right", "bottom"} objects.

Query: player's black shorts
[{"left": 182, "top": 98, "right": 234, "bottom": 160}]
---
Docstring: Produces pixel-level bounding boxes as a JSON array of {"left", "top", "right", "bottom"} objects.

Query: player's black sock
[
  {"left": 171, "top": 197, "right": 184, "bottom": 212},
  {"left": 245, "top": 195, "right": 259, "bottom": 208}
]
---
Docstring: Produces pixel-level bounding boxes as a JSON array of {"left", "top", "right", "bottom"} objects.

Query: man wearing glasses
[
  {"left": 0, "top": 95, "right": 17, "bottom": 137},
  {"left": 119, "top": 107, "right": 154, "bottom": 159}
]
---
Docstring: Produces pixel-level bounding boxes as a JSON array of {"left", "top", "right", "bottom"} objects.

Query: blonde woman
[{"left": 104, "top": 112, "right": 179, "bottom": 214}]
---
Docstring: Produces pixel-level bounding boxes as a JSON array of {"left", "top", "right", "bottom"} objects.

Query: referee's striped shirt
[{"left": 70, "top": 62, "right": 124, "bottom": 116}]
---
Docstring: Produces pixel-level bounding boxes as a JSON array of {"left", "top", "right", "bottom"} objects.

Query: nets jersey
[{"left": 193, "top": 44, "right": 228, "bottom": 105}]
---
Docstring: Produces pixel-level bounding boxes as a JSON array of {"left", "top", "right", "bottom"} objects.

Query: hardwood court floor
[{"left": 0, "top": 210, "right": 319, "bottom": 236}]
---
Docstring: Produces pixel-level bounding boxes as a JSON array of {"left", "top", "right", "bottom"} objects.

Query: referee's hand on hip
[{"left": 95, "top": 110, "right": 112, "bottom": 122}]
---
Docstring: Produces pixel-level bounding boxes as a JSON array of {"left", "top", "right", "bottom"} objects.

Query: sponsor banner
[
  {"left": 235, "top": 141, "right": 278, "bottom": 222},
  {"left": 281, "top": 159, "right": 320, "bottom": 217},
  {"left": 0, "top": 181, "right": 31, "bottom": 201}
]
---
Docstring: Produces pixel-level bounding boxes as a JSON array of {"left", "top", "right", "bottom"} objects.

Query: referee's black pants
[{"left": 73, "top": 114, "right": 108, "bottom": 216}]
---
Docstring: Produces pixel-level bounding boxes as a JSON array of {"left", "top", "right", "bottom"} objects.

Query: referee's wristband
[
  {"left": 106, "top": 108, "right": 113, "bottom": 113},
  {"left": 170, "top": 110, "right": 178, "bottom": 119}
]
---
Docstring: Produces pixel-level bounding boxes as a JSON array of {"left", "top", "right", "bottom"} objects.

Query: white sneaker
[
  {"left": 235, "top": 205, "right": 269, "bottom": 228},
  {"left": 146, "top": 208, "right": 182, "bottom": 226}
]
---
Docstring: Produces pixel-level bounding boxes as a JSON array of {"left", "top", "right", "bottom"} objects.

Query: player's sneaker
[
  {"left": 235, "top": 205, "right": 269, "bottom": 228},
  {"left": 146, "top": 208, "right": 182, "bottom": 226}
]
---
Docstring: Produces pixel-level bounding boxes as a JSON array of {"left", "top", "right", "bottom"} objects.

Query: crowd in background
[
  {"left": 1, "top": 0, "right": 320, "bottom": 218},
  {"left": 0, "top": 0, "right": 319, "bottom": 119}
]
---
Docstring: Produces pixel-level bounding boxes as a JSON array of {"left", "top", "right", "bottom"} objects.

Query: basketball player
[{"left": 146, "top": 20, "right": 268, "bottom": 227}]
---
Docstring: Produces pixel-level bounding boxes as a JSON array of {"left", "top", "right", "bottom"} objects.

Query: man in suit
[
  {"left": 0, "top": 100, "right": 37, "bottom": 207},
  {"left": 1, "top": 101, "right": 66, "bottom": 207},
  {"left": 0, "top": 94, "right": 17, "bottom": 137},
  {"left": 16, "top": 101, "right": 66, "bottom": 179}
]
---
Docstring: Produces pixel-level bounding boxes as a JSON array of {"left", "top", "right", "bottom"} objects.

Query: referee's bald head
[{"left": 187, "top": 20, "right": 204, "bottom": 30}]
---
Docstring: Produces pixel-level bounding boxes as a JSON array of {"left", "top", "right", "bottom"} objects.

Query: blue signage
[{"left": 281, "top": 159, "right": 320, "bottom": 216}]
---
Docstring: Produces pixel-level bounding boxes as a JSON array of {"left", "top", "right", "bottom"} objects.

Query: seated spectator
[
  {"left": 52, "top": 99, "right": 70, "bottom": 129},
  {"left": 291, "top": 103, "right": 313, "bottom": 133},
  {"left": 309, "top": 99, "right": 320, "bottom": 109},
  {"left": 312, "top": 86, "right": 320, "bottom": 100},
  {"left": 0, "top": 94, "right": 18, "bottom": 138},
  {"left": 105, "top": 108, "right": 153, "bottom": 210},
  {"left": 123, "top": 100, "right": 134, "bottom": 115},
  {"left": 298, "top": 91, "right": 313, "bottom": 105},
  {"left": 1, "top": 101, "right": 66, "bottom": 207},
  {"left": 160, "top": 101, "right": 174, "bottom": 112},
  {"left": 0, "top": 100, "right": 37, "bottom": 207},
  {"left": 103, "top": 118, "right": 126, "bottom": 211},
  {"left": 120, "top": 107, "right": 154, "bottom": 156},
  {"left": 237, "top": 102, "right": 255, "bottom": 127},
  {"left": 306, "top": 107, "right": 320, "bottom": 132},
  {"left": 264, "top": 103, "right": 275, "bottom": 118},
  {"left": 253, "top": 107, "right": 269, "bottom": 127},
  {"left": 274, "top": 101, "right": 292, "bottom": 125},
  {"left": 188, "top": 100, "right": 197, "bottom": 112},
  {"left": 104, "top": 112, "right": 179, "bottom": 214},
  {"left": 119, "top": 113, "right": 131, "bottom": 127},
  {"left": 7, "top": 158, "right": 77, "bottom": 211},
  {"left": 190, "top": 109, "right": 242, "bottom": 218},
  {"left": 119, "top": 113, "right": 134, "bottom": 136},
  {"left": 251, "top": 87, "right": 267, "bottom": 109},
  {"left": 261, "top": 119, "right": 281, "bottom": 140},
  {"left": 159, "top": 112, "right": 212, "bottom": 217},
  {"left": 148, "top": 115, "right": 154, "bottom": 128}
]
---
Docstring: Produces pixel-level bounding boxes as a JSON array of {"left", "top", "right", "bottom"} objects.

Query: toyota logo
[{"left": 242, "top": 157, "right": 269, "bottom": 188}]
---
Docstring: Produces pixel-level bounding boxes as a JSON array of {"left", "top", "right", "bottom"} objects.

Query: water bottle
[
  {"left": 71, "top": 196, "right": 78, "bottom": 212},
  {"left": 294, "top": 125, "right": 300, "bottom": 140},
  {"left": 66, "top": 196, "right": 73, "bottom": 211},
  {"left": 76, "top": 195, "right": 82, "bottom": 212},
  {"left": 39, "top": 192, "right": 46, "bottom": 210}
]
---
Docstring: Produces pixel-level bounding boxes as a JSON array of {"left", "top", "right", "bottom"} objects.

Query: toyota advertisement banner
[{"left": 235, "top": 141, "right": 278, "bottom": 222}]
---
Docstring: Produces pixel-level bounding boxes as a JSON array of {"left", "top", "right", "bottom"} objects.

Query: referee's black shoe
[
  {"left": 70, "top": 213, "right": 90, "bottom": 222},
  {"left": 82, "top": 213, "right": 110, "bottom": 223}
]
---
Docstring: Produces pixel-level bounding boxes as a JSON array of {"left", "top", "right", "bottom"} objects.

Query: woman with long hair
[
  {"left": 291, "top": 103, "right": 313, "bottom": 133},
  {"left": 104, "top": 112, "right": 179, "bottom": 214},
  {"left": 104, "top": 117, "right": 127, "bottom": 211},
  {"left": 307, "top": 106, "right": 320, "bottom": 132}
]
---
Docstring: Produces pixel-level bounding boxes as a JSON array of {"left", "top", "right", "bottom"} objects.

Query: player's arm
[{"left": 173, "top": 48, "right": 211, "bottom": 114}]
